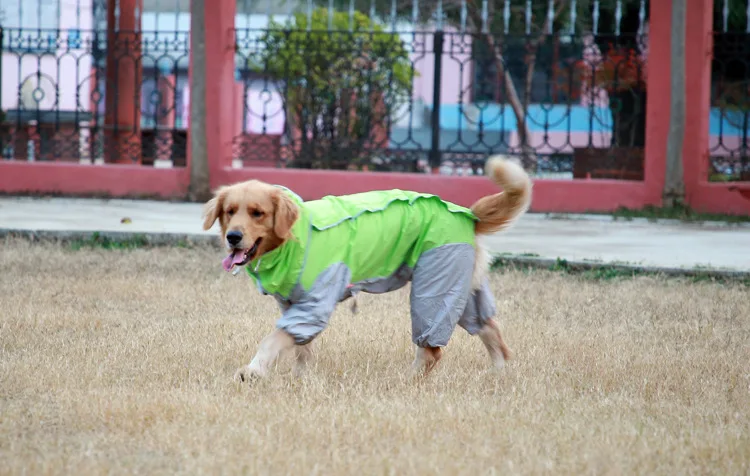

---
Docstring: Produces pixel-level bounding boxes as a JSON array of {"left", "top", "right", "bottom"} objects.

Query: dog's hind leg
[
  {"left": 292, "top": 342, "right": 315, "bottom": 377},
  {"left": 458, "top": 277, "right": 513, "bottom": 370},
  {"left": 477, "top": 318, "right": 512, "bottom": 369}
]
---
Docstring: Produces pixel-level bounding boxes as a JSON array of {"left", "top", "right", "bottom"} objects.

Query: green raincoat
[{"left": 244, "top": 187, "right": 497, "bottom": 347}]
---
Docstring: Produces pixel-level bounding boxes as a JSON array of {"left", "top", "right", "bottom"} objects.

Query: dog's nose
[{"left": 226, "top": 230, "right": 243, "bottom": 247}]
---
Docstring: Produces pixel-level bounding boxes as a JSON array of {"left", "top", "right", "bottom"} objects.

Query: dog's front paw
[{"left": 233, "top": 364, "right": 266, "bottom": 384}]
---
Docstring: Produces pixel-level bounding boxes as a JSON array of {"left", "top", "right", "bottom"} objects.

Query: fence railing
[
  {"left": 0, "top": 27, "right": 189, "bottom": 166},
  {"left": 710, "top": 31, "right": 750, "bottom": 182},
  {"left": 234, "top": 24, "right": 648, "bottom": 179}
]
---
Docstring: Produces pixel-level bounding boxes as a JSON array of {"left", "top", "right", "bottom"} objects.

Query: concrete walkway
[{"left": 1, "top": 196, "right": 749, "bottom": 272}]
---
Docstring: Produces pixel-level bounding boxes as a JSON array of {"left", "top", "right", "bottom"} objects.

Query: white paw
[
  {"left": 492, "top": 356, "right": 506, "bottom": 370},
  {"left": 233, "top": 364, "right": 266, "bottom": 384}
]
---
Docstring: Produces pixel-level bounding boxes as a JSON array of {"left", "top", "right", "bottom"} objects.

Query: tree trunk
[
  {"left": 481, "top": 33, "right": 536, "bottom": 171},
  {"left": 465, "top": 0, "right": 536, "bottom": 171},
  {"left": 663, "top": 0, "right": 687, "bottom": 207},
  {"left": 506, "top": 69, "right": 537, "bottom": 171}
]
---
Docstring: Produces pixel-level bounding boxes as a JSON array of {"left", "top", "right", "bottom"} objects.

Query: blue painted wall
[{"left": 435, "top": 104, "right": 748, "bottom": 137}]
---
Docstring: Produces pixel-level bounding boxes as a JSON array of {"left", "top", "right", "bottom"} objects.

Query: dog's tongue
[{"left": 222, "top": 250, "right": 246, "bottom": 272}]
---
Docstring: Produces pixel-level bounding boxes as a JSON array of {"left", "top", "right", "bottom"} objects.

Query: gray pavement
[{"left": 1, "top": 196, "right": 749, "bottom": 272}]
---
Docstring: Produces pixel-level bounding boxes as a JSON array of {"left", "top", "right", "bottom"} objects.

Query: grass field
[{"left": 1, "top": 239, "right": 748, "bottom": 475}]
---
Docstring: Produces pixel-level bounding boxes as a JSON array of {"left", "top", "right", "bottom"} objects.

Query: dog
[{"left": 202, "top": 156, "right": 532, "bottom": 382}]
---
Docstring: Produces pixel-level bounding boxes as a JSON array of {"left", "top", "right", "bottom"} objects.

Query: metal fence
[
  {"left": 0, "top": 26, "right": 189, "bottom": 165},
  {"left": 233, "top": 0, "right": 651, "bottom": 179},
  {"left": 709, "top": 0, "right": 750, "bottom": 182},
  {"left": 1, "top": 0, "right": 747, "bottom": 180}
]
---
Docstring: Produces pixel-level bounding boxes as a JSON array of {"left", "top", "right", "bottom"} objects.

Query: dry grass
[{"left": 1, "top": 239, "right": 748, "bottom": 475}]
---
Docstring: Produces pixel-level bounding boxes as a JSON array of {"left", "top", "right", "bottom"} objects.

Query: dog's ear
[
  {"left": 272, "top": 189, "right": 300, "bottom": 240},
  {"left": 202, "top": 187, "right": 227, "bottom": 231}
]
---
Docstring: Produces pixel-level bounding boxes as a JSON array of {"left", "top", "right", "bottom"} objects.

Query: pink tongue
[{"left": 222, "top": 250, "right": 247, "bottom": 272}]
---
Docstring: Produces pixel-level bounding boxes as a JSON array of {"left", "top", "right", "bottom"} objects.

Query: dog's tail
[{"left": 470, "top": 155, "right": 532, "bottom": 236}]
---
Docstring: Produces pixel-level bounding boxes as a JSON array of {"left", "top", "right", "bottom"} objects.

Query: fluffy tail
[{"left": 471, "top": 155, "right": 532, "bottom": 236}]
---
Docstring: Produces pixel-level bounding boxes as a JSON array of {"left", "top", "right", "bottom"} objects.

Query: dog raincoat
[{"left": 245, "top": 187, "right": 497, "bottom": 347}]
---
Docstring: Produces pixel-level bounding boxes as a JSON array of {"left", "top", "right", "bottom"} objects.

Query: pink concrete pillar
[
  {"left": 682, "top": 0, "right": 714, "bottom": 202},
  {"left": 104, "top": 0, "right": 143, "bottom": 164},
  {"left": 642, "top": 0, "right": 671, "bottom": 202},
  {"left": 203, "top": 0, "right": 237, "bottom": 187},
  {"left": 157, "top": 73, "right": 176, "bottom": 161}
]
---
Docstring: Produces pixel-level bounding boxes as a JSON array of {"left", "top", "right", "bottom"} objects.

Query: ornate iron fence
[
  {"left": 0, "top": 27, "right": 189, "bottom": 165},
  {"left": 233, "top": 1, "right": 650, "bottom": 179},
  {"left": 710, "top": 29, "right": 750, "bottom": 182}
]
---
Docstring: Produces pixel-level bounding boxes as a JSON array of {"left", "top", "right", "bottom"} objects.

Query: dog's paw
[
  {"left": 491, "top": 356, "right": 506, "bottom": 370},
  {"left": 233, "top": 364, "right": 266, "bottom": 384}
]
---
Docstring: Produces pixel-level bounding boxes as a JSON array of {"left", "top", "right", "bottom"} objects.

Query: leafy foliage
[
  {"left": 254, "top": 8, "right": 414, "bottom": 169},
  {"left": 563, "top": 42, "right": 647, "bottom": 99}
]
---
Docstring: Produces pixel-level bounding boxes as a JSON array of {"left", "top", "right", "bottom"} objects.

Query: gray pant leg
[
  {"left": 457, "top": 277, "right": 497, "bottom": 335},
  {"left": 410, "top": 243, "right": 474, "bottom": 348},
  {"left": 275, "top": 263, "right": 352, "bottom": 345}
]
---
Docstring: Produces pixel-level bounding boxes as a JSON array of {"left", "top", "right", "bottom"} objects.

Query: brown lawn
[{"left": 1, "top": 239, "right": 748, "bottom": 475}]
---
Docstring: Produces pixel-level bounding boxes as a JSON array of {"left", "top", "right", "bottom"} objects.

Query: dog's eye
[
  {"left": 251, "top": 209, "right": 264, "bottom": 218},
  {"left": 227, "top": 208, "right": 236, "bottom": 217}
]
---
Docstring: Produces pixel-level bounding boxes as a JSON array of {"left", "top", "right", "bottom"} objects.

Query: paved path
[{"left": 1, "top": 196, "right": 749, "bottom": 272}]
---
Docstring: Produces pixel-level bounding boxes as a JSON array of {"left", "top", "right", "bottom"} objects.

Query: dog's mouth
[{"left": 222, "top": 238, "right": 262, "bottom": 272}]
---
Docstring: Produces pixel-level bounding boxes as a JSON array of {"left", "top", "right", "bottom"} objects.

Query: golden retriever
[{"left": 203, "top": 156, "right": 531, "bottom": 382}]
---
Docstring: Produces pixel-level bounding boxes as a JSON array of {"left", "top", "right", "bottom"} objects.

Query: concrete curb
[
  {"left": 534, "top": 212, "right": 750, "bottom": 229},
  {"left": 3, "top": 228, "right": 749, "bottom": 280},
  {"left": 492, "top": 255, "right": 750, "bottom": 281},
  {"left": 0, "top": 228, "right": 220, "bottom": 247}
]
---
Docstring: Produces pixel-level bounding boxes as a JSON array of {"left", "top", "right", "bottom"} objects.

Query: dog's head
[{"left": 202, "top": 180, "right": 300, "bottom": 272}]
